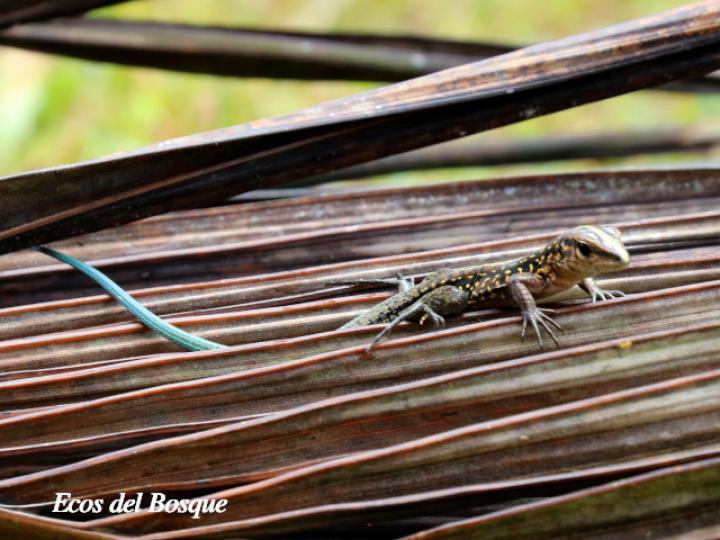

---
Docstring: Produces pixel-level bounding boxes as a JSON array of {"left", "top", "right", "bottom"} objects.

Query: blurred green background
[{"left": 0, "top": 0, "right": 718, "bottom": 180}]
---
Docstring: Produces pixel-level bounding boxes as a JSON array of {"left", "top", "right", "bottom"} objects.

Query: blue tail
[{"left": 35, "top": 247, "right": 226, "bottom": 352}]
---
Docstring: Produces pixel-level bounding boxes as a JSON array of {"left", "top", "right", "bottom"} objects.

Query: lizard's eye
[{"left": 577, "top": 242, "right": 593, "bottom": 257}]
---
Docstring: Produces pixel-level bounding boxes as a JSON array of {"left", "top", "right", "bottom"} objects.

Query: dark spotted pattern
[
  {"left": 340, "top": 223, "right": 630, "bottom": 331},
  {"left": 341, "top": 240, "right": 569, "bottom": 329}
]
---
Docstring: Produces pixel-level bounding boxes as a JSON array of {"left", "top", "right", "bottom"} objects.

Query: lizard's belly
[
  {"left": 478, "top": 297, "right": 516, "bottom": 309},
  {"left": 468, "top": 287, "right": 515, "bottom": 309}
]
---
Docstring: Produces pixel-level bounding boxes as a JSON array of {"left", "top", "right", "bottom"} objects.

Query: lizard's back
[{"left": 340, "top": 262, "right": 509, "bottom": 329}]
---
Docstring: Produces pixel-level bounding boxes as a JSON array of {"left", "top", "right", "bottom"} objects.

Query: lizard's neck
[
  {"left": 510, "top": 240, "right": 589, "bottom": 295},
  {"left": 514, "top": 242, "right": 560, "bottom": 276}
]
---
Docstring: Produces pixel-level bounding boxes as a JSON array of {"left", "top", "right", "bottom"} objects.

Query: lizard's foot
[
  {"left": 359, "top": 285, "right": 464, "bottom": 358},
  {"left": 363, "top": 333, "right": 386, "bottom": 357},
  {"left": 418, "top": 304, "right": 446, "bottom": 327},
  {"left": 362, "top": 301, "right": 426, "bottom": 357},
  {"left": 396, "top": 272, "right": 415, "bottom": 291},
  {"left": 363, "top": 342, "right": 378, "bottom": 357},
  {"left": 589, "top": 288, "right": 627, "bottom": 302},
  {"left": 580, "top": 278, "right": 627, "bottom": 303},
  {"left": 521, "top": 307, "right": 562, "bottom": 350}
]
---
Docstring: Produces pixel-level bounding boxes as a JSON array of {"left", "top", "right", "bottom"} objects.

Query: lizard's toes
[
  {"left": 606, "top": 289, "right": 627, "bottom": 298},
  {"left": 594, "top": 289, "right": 627, "bottom": 301},
  {"left": 523, "top": 310, "right": 560, "bottom": 349}
]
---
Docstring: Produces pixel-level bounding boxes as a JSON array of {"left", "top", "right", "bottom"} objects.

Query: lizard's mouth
[
  {"left": 614, "top": 250, "right": 630, "bottom": 267},
  {"left": 593, "top": 247, "right": 629, "bottom": 268}
]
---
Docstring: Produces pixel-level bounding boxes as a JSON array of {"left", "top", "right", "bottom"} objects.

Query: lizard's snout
[{"left": 610, "top": 246, "right": 630, "bottom": 268}]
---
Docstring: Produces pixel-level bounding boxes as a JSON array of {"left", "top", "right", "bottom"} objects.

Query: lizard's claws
[
  {"left": 521, "top": 308, "right": 562, "bottom": 350},
  {"left": 419, "top": 305, "right": 445, "bottom": 327},
  {"left": 396, "top": 272, "right": 415, "bottom": 289},
  {"left": 590, "top": 289, "right": 627, "bottom": 302},
  {"left": 363, "top": 333, "right": 385, "bottom": 358}
]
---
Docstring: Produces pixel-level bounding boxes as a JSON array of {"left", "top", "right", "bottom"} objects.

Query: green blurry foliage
[{"left": 0, "top": 0, "right": 717, "bottom": 180}]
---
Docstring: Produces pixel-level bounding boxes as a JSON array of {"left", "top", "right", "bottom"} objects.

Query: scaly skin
[
  {"left": 35, "top": 225, "right": 629, "bottom": 353},
  {"left": 341, "top": 225, "right": 630, "bottom": 351},
  {"left": 34, "top": 246, "right": 226, "bottom": 352}
]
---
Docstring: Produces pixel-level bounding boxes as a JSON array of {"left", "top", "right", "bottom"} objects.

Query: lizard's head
[{"left": 556, "top": 225, "right": 630, "bottom": 276}]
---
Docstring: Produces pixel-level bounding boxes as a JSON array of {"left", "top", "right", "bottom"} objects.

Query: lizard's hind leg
[
  {"left": 396, "top": 273, "right": 415, "bottom": 291},
  {"left": 331, "top": 272, "right": 415, "bottom": 293},
  {"left": 365, "top": 285, "right": 468, "bottom": 355},
  {"left": 364, "top": 302, "right": 425, "bottom": 354},
  {"left": 419, "top": 285, "right": 468, "bottom": 325}
]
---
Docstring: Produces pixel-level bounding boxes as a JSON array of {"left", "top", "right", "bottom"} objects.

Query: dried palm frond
[{"left": 1, "top": 2, "right": 720, "bottom": 539}]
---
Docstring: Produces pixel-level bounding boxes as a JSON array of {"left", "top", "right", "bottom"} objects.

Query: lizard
[
  {"left": 339, "top": 224, "right": 629, "bottom": 352},
  {"left": 34, "top": 225, "right": 629, "bottom": 353}
]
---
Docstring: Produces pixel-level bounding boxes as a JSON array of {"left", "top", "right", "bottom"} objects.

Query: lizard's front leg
[
  {"left": 365, "top": 285, "right": 468, "bottom": 354},
  {"left": 579, "top": 277, "right": 627, "bottom": 302},
  {"left": 508, "top": 273, "right": 562, "bottom": 349}
]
